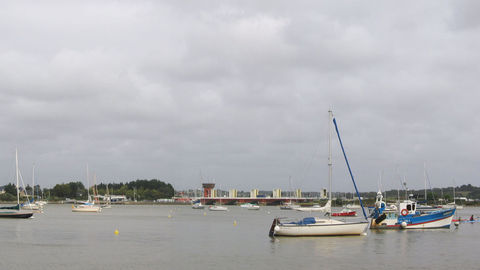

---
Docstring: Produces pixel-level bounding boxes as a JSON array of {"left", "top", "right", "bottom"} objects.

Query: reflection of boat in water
[
  {"left": 240, "top": 203, "right": 260, "bottom": 210},
  {"left": 270, "top": 111, "right": 369, "bottom": 237},
  {"left": 331, "top": 208, "right": 356, "bottom": 217},
  {"left": 209, "top": 205, "right": 228, "bottom": 211},
  {"left": 370, "top": 191, "right": 455, "bottom": 229},
  {"left": 0, "top": 149, "right": 33, "bottom": 219}
]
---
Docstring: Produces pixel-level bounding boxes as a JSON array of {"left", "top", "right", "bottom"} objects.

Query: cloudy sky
[{"left": 1, "top": 1, "right": 479, "bottom": 193}]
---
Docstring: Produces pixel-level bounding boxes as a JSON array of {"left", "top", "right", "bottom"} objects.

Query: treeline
[{"left": 0, "top": 179, "right": 174, "bottom": 201}]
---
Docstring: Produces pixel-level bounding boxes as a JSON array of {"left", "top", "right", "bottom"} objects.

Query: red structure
[{"left": 202, "top": 183, "right": 215, "bottom": 198}]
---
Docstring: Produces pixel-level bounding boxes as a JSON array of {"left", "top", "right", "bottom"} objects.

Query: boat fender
[
  {"left": 401, "top": 221, "right": 407, "bottom": 229},
  {"left": 401, "top": 209, "right": 408, "bottom": 216},
  {"left": 375, "top": 213, "right": 387, "bottom": 224}
]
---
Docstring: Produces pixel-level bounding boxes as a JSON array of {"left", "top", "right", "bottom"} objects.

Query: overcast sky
[{"left": 1, "top": 1, "right": 479, "bottom": 193}]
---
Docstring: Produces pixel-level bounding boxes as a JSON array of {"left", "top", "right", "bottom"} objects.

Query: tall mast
[
  {"left": 86, "top": 164, "right": 90, "bottom": 201},
  {"left": 328, "top": 110, "right": 332, "bottom": 203},
  {"left": 16, "top": 148, "right": 20, "bottom": 206},
  {"left": 424, "top": 162, "right": 427, "bottom": 201},
  {"left": 32, "top": 164, "right": 35, "bottom": 199}
]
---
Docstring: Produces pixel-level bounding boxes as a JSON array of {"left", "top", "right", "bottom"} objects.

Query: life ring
[{"left": 401, "top": 209, "right": 408, "bottom": 216}]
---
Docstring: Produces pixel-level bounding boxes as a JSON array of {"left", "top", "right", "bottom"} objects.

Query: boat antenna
[{"left": 332, "top": 115, "right": 368, "bottom": 220}]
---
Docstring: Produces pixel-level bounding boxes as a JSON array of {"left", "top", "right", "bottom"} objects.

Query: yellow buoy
[
  {"left": 203, "top": 212, "right": 206, "bottom": 216},
  {"left": 114, "top": 229, "right": 119, "bottom": 235},
  {"left": 233, "top": 220, "right": 237, "bottom": 226},
  {"left": 168, "top": 214, "right": 172, "bottom": 218}
]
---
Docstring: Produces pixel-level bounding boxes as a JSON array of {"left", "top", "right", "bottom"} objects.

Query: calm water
[{"left": 0, "top": 205, "right": 478, "bottom": 270}]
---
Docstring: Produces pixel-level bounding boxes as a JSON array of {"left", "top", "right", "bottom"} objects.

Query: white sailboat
[
  {"left": 72, "top": 165, "right": 101, "bottom": 213},
  {"left": 21, "top": 165, "right": 43, "bottom": 212},
  {"left": 294, "top": 200, "right": 331, "bottom": 212},
  {"left": 240, "top": 202, "right": 260, "bottom": 210},
  {"left": 0, "top": 149, "right": 34, "bottom": 218},
  {"left": 209, "top": 205, "right": 228, "bottom": 211},
  {"left": 270, "top": 111, "right": 369, "bottom": 236}
]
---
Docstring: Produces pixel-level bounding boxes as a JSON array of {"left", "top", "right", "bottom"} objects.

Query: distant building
[
  {"left": 229, "top": 189, "right": 237, "bottom": 198},
  {"left": 295, "top": 189, "right": 302, "bottom": 198},
  {"left": 250, "top": 189, "right": 259, "bottom": 198},
  {"left": 272, "top": 189, "right": 281, "bottom": 198}
]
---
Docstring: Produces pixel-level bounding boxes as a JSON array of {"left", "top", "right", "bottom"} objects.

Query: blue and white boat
[{"left": 370, "top": 191, "right": 455, "bottom": 229}]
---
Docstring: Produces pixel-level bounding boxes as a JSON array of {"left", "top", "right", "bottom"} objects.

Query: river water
[{"left": 0, "top": 204, "right": 478, "bottom": 270}]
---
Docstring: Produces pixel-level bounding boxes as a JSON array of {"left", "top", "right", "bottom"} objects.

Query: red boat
[{"left": 331, "top": 209, "right": 357, "bottom": 217}]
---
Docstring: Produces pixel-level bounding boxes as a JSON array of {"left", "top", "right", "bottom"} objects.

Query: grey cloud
[{"left": 0, "top": 1, "right": 479, "bottom": 193}]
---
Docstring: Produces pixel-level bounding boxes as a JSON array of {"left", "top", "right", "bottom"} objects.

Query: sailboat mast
[
  {"left": 453, "top": 183, "right": 455, "bottom": 204},
  {"left": 32, "top": 164, "right": 35, "bottom": 199},
  {"left": 86, "top": 164, "right": 90, "bottom": 201},
  {"left": 424, "top": 162, "right": 427, "bottom": 201},
  {"left": 328, "top": 110, "right": 332, "bottom": 203},
  {"left": 16, "top": 149, "right": 20, "bottom": 206}
]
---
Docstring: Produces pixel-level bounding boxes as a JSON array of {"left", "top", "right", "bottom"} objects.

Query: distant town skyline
[{"left": 1, "top": 1, "right": 480, "bottom": 192}]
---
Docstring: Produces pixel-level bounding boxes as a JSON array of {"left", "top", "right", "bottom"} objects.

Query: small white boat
[
  {"left": 344, "top": 204, "right": 361, "bottom": 209},
  {"left": 192, "top": 202, "right": 205, "bottom": 209},
  {"left": 21, "top": 203, "right": 42, "bottom": 211},
  {"left": 280, "top": 202, "right": 299, "bottom": 210},
  {"left": 209, "top": 205, "right": 228, "bottom": 211},
  {"left": 36, "top": 200, "right": 48, "bottom": 206},
  {"left": 295, "top": 200, "right": 331, "bottom": 212},
  {"left": 72, "top": 203, "right": 101, "bottom": 213},
  {"left": 240, "top": 203, "right": 260, "bottom": 210}
]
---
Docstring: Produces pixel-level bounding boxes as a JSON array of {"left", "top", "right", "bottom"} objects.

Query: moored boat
[
  {"left": 370, "top": 191, "right": 455, "bottom": 229},
  {"left": 295, "top": 200, "right": 331, "bottom": 212},
  {"left": 331, "top": 208, "right": 357, "bottom": 217},
  {"left": 280, "top": 202, "right": 299, "bottom": 210},
  {"left": 209, "top": 205, "right": 228, "bottom": 211},
  {"left": 270, "top": 111, "right": 369, "bottom": 237},
  {"left": 0, "top": 150, "right": 33, "bottom": 219},
  {"left": 270, "top": 217, "right": 368, "bottom": 236},
  {"left": 192, "top": 200, "right": 205, "bottom": 209},
  {"left": 72, "top": 202, "right": 101, "bottom": 212},
  {"left": 240, "top": 203, "right": 260, "bottom": 210}
]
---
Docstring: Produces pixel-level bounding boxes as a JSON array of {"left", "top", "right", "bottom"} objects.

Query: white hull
[
  {"left": 209, "top": 206, "right": 228, "bottom": 211},
  {"left": 241, "top": 203, "right": 260, "bottom": 210},
  {"left": 21, "top": 204, "right": 42, "bottom": 211},
  {"left": 273, "top": 219, "right": 368, "bottom": 236},
  {"left": 192, "top": 203, "right": 205, "bottom": 209},
  {"left": 407, "top": 215, "right": 453, "bottom": 228},
  {"left": 72, "top": 205, "right": 101, "bottom": 212},
  {"left": 295, "top": 200, "right": 331, "bottom": 212}
]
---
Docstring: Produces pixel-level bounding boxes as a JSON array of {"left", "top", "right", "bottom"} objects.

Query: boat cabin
[{"left": 398, "top": 200, "right": 416, "bottom": 216}]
